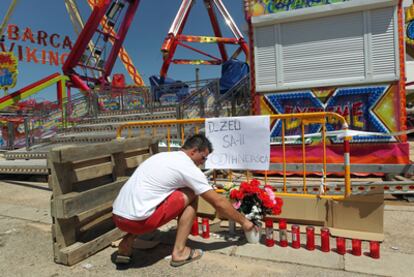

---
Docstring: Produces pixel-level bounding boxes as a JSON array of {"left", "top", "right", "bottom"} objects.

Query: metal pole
[
  {"left": 24, "top": 117, "right": 30, "bottom": 150},
  {"left": 7, "top": 121, "right": 14, "bottom": 150},
  {"left": 195, "top": 67, "right": 200, "bottom": 90}
]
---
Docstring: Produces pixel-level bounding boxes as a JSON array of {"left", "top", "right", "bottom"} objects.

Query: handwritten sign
[{"left": 205, "top": 116, "right": 270, "bottom": 170}]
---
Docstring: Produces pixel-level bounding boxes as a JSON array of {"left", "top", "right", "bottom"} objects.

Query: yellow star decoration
[{"left": 373, "top": 85, "right": 399, "bottom": 134}]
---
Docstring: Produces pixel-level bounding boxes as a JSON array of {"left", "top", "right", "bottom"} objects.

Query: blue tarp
[
  {"left": 149, "top": 75, "right": 189, "bottom": 103},
  {"left": 219, "top": 59, "right": 249, "bottom": 94}
]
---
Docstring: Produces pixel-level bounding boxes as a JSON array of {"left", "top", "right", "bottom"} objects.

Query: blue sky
[{"left": 0, "top": 0, "right": 248, "bottom": 101}]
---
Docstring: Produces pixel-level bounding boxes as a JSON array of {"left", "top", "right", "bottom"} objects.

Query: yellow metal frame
[{"left": 116, "top": 112, "right": 351, "bottom": 200}]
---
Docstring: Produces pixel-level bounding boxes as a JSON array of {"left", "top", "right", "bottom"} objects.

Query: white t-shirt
[{"left": 113, "top": 151, "right": 212, "bottom": 220}]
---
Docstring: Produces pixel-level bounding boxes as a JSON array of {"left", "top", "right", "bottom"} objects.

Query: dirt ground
[
  {"left": 1, "top": 179, "right": 414, "bottom": 277},
  {"left": 0, "top": 215, "right": 371, "bottom": 277}
]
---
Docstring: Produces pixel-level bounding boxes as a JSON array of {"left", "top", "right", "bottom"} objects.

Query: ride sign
[
  {"left": 205, "top": 115, "right": 270, "bottom": 170},
  {"left": 0, "top": 52, "right": 18, "bottom": 90}
]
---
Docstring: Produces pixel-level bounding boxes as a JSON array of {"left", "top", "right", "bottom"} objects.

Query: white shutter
[
  {"left": 370, "top": 7, "right": 397, "bottom": 78},
  {"left": 281, "top": 12, "right": 365, "bottom": 84},
  {"left": 252, "top": 1, "right": 399, "bottom": 92},
  {"left": 254, "top": 25, "right": 277, "bottom": 89}
]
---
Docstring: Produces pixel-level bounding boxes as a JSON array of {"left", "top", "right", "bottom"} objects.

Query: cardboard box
[{"left": 327, "top": 187, "right": 384, "bottom": 241}]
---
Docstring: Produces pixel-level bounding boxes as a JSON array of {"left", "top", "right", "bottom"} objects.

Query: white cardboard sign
[{"left": 205, "top": 115, "right": 270, "bottom": 170}]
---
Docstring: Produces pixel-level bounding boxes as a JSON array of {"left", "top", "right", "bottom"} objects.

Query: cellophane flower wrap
[{"left": 229, "top": 179, "right": 283, "bottom": 225}]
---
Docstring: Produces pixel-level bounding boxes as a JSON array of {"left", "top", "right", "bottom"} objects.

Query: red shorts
[{"left": 113, "top": 190, "right": 186, "bottom": 235}]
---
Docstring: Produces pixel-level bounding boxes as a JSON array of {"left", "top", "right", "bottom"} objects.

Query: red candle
[
  {"left": 278, "top": 219, "right": 288, "bottom": 247},
  {"left": 191, "top": 217, "right": 199, "bottom": 236},
  {"left": 306, "top": 226, "right": 315, "bottom": 251},
  {"left": 201, "top": 218, "right": 209, "bottom": 239},
  {"left": 351, "top": 239, "right": 362, "bottom": 256},
  {"left": 336, "top": 237, "right": 346, "bottom": 255},
  {"left": 265, "top": 219, "right": 275, "bottom": 247},
  {"left": 320, "top": 228, "right": 330, "bottom": 252},
  {"left": 370, "top": 241, "right": 380, "bottom": 259},
  {"left": 291, "top": 224, "right": 300, "bottom": 249}
]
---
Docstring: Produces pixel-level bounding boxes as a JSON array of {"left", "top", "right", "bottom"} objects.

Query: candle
[
  {"left": 320, "top": 228, "right": 330, "bottom": 252},
  {"left": 279, "top": 219, "right": 288, "bottom": 247},
  {"left": 370, "top": 241, "right": 380, "bottom": 259},
  {"left": 351, "top": 239, "right": 361, "bottom": 256},
  {"left": 191, "top": 217, "right": 199, "bottom": 236},
  {"left": 265, "top": 219, "right": 275, "bottom": 247},
  {"left": 306, "top": 226, "right": 315, "bottom": 250},
  {"left": 336, "top": 237, "right": 346, "bottom": 255},
  {"left": 291, "top": 224, "right": 300, "bottom": 249},
  {"left": 202, "top": 218, "right": 210, "bottom": 239}
]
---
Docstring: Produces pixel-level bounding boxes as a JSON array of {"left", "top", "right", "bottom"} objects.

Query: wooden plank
[
  {"left": 120, "top": 137, "right": 159, "bottom": 153},
  {"left": 53, "top": 141, "right": 122, "bottom": 163},
  {"left": 77, "top": 201, "right": 113, "bottom": 223},
  {"left": 48, "top": 161, "right": 74, "bottom": 195},
  {"left": 124, "top": 148, "right": 151, "bottom": 158},
  {"left": 125, "top": 153, "right": 151, "bottom": 169},
  {"left": 72, "top": 155, "right": 112, "bottom": 169},
  {"left": 71, "top": 162, "right": 113, "bottom": 183},
  {"left": 56, "top": 138, "right": 156, "bottom": 163},
  {"left": 112, "top": 152, "right": 126, "bottom": 179},
  {"left": 52, "top": 177, "right": 128, "bottom": 219},
  {"left": 56, "top": 228, "right": 125, "bottom": 266},
  {"left": 149, "top": 141, "right": 159, "bottom": 155},
  {"left": 78, "top": 216, "right": 116, "bottom": 243},
  {"left": 52, "top": 218, "right": 77, "bottom": 248},
  {"left": 79, "top": 212, "right": 113, "bottom": 233}
]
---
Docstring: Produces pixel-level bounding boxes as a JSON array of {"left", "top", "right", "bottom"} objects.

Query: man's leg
[
  {"left": 171, "top": 188, "right": 202, "bottom": 261},
  {"left": 118, "top": 233, "right": 136, "bottom": 257}
]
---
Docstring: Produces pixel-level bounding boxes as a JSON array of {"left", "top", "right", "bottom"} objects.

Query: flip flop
[
  {"left": 170, "top": 249, "right": 203, "bottom": 267},
  {"left": 115, "top": 254, "right": 132, "bottom": 264}
]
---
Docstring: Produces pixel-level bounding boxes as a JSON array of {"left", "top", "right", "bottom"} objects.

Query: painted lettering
[
  {"left": 7, "top": 24, "right": 19, "bottom": 40},
  {"left": 37, "top": 30, "right": 48, "bottom": 46},
  {"left": 50, "top": 34, "right": 61, "bottom": 48},
  {"left": 22, "top": 27, "right": 35, "bottom": 43}
]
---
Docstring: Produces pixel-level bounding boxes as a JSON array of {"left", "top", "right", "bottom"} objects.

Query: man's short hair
[{"left": 182, "top": 133, "right": 213, "bottom": 153}]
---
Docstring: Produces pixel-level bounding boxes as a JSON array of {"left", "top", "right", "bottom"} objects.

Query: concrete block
[
  {"left": 345, "top": 250, "right": 414, "bottom": 277},
  {"left": 235, "top": 243, "right": 344, "bottom": 270}
]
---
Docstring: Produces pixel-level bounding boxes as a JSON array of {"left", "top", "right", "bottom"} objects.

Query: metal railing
[
  {"left": 115, "top": 112, "right": 351, "bottom": 200},
  {"left": 177, "top": 75, "right": 251, "bottom": 119}
]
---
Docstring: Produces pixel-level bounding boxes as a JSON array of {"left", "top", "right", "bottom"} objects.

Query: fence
[
  {"left": 177, "top": 75, "right": 251, "bottom": 119},
  {"left": 115, "top": 112, "right": 351, "bottom": 200},
  {"left": 0, "top": 76, "right": 251, "bottom": 149}
]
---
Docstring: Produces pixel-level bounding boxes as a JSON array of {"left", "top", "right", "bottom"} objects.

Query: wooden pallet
[{"left": 48, "top": 137, "right": 158, "bottom": 265}]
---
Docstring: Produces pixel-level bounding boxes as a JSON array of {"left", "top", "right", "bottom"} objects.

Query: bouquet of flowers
[{"left": 229, "top": 179, "right": 283, "bottom": 226}]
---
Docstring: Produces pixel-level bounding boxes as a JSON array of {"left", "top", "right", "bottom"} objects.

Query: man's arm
[{"left": 200, "top": 190, "right": 254, "bottom": 231}]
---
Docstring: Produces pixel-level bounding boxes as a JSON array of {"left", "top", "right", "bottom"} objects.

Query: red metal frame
[
  {"left": 244, "top": 0, "right": 257, "bottom": 114},
  {"left": 160, "top": 0, "right": 249, "bottom": 80},
  {"left": 62, "top": 0, "right": 140, "bottom": 91}
]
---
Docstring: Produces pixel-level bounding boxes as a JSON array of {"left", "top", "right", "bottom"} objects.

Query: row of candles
[
  {"left": 265, "top": 219, "right": 380, "bottom": 259},
  {"left": 191, "top": 217, "right": 380, "bottom": 259}
]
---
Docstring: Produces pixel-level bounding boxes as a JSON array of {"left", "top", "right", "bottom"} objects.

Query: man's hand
[
  {"left": 241, "top": 219, "right": 258, "bottom": 232},
  {"left": 201, "top": 190, "right": 259, "bottom": 230}
]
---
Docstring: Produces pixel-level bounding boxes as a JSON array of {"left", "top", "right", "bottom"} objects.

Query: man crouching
[{"left": 112, "top": 133, "right": 255, "bottom": 267}]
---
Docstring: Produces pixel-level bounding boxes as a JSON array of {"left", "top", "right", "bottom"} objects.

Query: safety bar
[{"left": 116, "top": 112, "right": 351, "bottom": 199}]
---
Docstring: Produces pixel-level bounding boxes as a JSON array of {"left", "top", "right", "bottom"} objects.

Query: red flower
[
  {"left": 250, "top": 179, "right": 260, "bottom": 187},
  {"left": 228, "top": 179, "right": 284, "bottom": 219},
  {"left": 272, "top": 206, "right": 281, "bottom": 215},
  {"left": 229, "top": 189, "right": 240, "bottom": 200},
  {"left": 275, "top": 197, "right": 283, "bottom": 206},
  {"left": 236, "top": 190, "right": 245, "bottom": 200}
]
